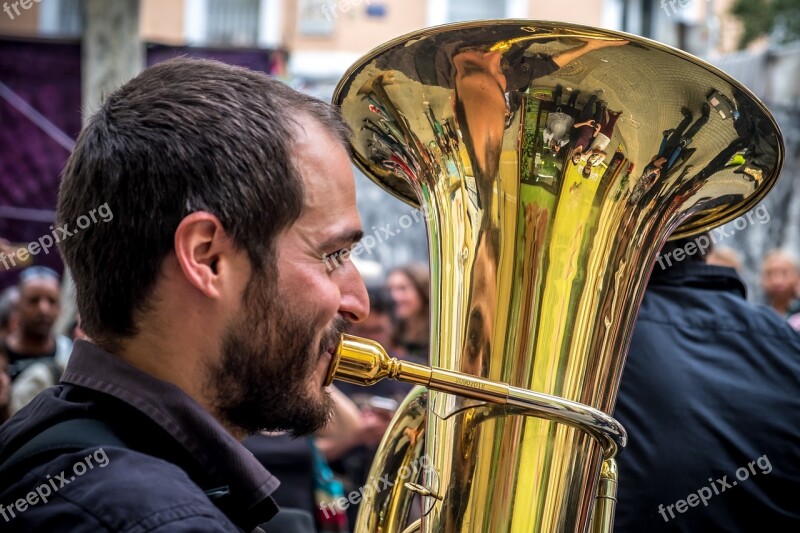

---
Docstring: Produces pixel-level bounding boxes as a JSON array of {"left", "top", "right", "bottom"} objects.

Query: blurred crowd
[
  {"left": 1, "top": 242, "right": 799, "bottom": 530},
  {"left": 1, "top": 265, "right": 85, "bottom": 425},
  {"left": 706, "top": 246, "right": 800, "bottom": 326}
]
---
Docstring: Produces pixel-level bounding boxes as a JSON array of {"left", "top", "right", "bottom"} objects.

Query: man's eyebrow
[{"left": 319, "top": 229, "right": 364, "bottom": 251}]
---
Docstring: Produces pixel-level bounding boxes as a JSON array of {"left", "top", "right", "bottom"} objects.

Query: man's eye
[
  {"left": 333, "top": 249, "right": 349, "bottom": 264},
  {"left": 323, "top": 249, "right": 352, "bottom": 272}
]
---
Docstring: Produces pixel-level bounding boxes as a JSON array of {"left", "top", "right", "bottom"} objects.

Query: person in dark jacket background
[
  {"left": 613, "top": 233, "right": 800, "bottom": 532},
  {"left": 0, "top": 58, "right": 369, "bottom": 532}
]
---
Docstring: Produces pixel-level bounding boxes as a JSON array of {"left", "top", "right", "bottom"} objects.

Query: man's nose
[
  {"left": 38, "top": 299, "right": 56, "bottom": 315},
  {"left": 339, "top": 266, "right": 369, "bottom": 323}
]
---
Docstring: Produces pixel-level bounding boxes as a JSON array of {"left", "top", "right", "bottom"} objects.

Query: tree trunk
[{"left": 57, "top": 0, "right": 143, "bottom": 335}]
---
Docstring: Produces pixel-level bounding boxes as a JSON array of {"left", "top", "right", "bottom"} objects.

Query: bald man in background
[
  {"left": 760, "top": 249, "right": 800, "bottom": 329},
  {"left": 3, "top": 267, "right": 73, "bottom": 413}
]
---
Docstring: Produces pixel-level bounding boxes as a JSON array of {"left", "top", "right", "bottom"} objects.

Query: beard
[
  {"left": 208, "top": 269, "right": 347, "bottom": 437},
  {"left": 26, "top": 317, "right": 55, "bottom": 339}
]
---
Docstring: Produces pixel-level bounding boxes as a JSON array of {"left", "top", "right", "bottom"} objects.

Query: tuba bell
[{"left": 325, "top": 20, "right": 783, "bottom": 533}]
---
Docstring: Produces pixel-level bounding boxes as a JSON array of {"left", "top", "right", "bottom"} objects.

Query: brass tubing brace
[{"left": 327, "top": 335, "right": 626, "bottom": 458}]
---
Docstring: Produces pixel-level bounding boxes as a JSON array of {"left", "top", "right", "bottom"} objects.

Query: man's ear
[{"left": 173, "top": 212, "right": 233, "bottom": 298}]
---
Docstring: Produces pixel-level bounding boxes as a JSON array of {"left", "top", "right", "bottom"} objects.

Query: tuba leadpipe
[
  {"left": 330, "top": 20, "right": 783, "bottom": 533},
  {"left": 324, "top": 334, "right": 626, "bottom": 458}
]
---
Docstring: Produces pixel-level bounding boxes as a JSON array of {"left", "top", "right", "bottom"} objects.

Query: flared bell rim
[{"left": 332, "top": 19, "right": 785, "bottom": 240}]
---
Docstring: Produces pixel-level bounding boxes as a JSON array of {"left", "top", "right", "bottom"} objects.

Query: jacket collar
[
  {"left": 61, "top": 341, "right": 280, "bottom": 529},
  {"left": 647, "top": 261, "right": 747, "bottom": 298}
]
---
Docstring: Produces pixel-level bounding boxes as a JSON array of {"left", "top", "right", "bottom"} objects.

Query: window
[
  {"left": 447, "top": 0, "right": 505, "bottom": 22},
  {"left": 206, "top": 0, "right": 260, "bottom": 45},
  {"left": 297, "top": 0, "right": 337, "bottom": 37},
  {"left": 428, "top": 0, "right": 515, "bottom": 26},
  {"left": 39, "top": 0, "right": 83, "bottom": 36}
]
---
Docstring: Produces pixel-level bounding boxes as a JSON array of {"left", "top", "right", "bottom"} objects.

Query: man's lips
[
  {"left": 318, "top": 340, "right": 338, "bottom": 365},
  {"left": 316, "top": 349, "right": 334, "bottom": 389},
  {"left": 326, "top": 341, "right": 339, "bottom": 362},
  {"left": 318, "top": 317, "right": 348, "bottom": 383},
  {"left": 322, "top": 340, "right": 338, "bottom": 361},
  {"left": 321, "top": 324, "right": 345, "bottom": 361}
]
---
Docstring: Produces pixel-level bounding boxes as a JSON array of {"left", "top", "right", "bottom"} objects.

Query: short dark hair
[
  {"left": 660, "top": 231, "right": 714, "bottom": 265},
  {"left": 57, "top": 57, "right": 351, "bottom": 348},
  {"left": 367, "top": 286, "right": 394, "bottom": 317}
]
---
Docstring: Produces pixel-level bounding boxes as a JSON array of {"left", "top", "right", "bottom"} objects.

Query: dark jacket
[
  {"left": 0, "top": 341, "right": 279, "bottom": 532},
  {"left": 613, "top": 263, "right": 800, "bottom": 531}
]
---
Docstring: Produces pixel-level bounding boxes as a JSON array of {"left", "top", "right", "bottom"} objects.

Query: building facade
[{"left": 1, "top": 0, "right": 745, "bottom": 86}]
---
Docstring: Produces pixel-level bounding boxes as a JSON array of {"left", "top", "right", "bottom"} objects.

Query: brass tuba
[{"left": 325, "top": 20, "right": 783, "bottom": 533}]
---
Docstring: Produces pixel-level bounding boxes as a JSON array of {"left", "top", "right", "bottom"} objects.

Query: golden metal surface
[
  {"left": 355, "top": 386, "right": 428, "bottom": 533},
  {"left": 331, "top": 335, "right": 625, "bottom": 457},
  {"left": 589, "top": 460, "right": 618, "bottom": 533},
  {"left": 331, "top": 20, "right": 783, "bottom": 533}
]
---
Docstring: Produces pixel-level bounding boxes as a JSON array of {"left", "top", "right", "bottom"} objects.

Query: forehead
[
  {"left": 764, "top": 255, "right": 798, "bottom": 271},
  {"left": 287, "top": 117, "right": 362, "bottom": 241},
  {"left": 19, "top": 278, "right": 60, "bottom": 297},
  {"left": 388, "top": 271, "right": 412, "bottom": 284}
]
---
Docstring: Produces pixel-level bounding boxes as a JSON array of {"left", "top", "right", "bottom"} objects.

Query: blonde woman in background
[{"left": 386, "top": 263, "right": 430, "bottom": 364}]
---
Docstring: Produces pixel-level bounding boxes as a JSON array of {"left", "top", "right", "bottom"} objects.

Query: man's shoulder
[{"left": 0, "top": 446, "right": 238, "bottom": 532}]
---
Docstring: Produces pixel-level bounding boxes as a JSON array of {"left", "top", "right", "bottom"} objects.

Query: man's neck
[
  {"left": 117, "top": 334, "right": 199, "bottom": 398},
  {"left": 770, "top": 297, "right": 793, "bottom": 316},
  {"left": 116, "top": 333, "right": 245, "bottom": 440}
]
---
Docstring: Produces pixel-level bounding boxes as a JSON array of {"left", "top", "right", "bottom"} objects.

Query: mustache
[{"left": 319, "top": 316, "right": 351, "bottom": 355}]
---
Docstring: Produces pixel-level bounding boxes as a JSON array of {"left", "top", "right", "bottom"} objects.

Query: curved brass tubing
[
  {"left": 326, "top": 335, "right": 627, "bottom": 458},
  {"left": 350, "top": 386, "right": 427, "bottom": 533}
]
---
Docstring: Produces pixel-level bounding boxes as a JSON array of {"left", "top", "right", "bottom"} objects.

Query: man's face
[
  {"left": 387, "top": 271, "right": 423, "bottom": 320},
  {"left": 210, "top": 118, "right": 368, "bottom": 436},
  {"left": 762, "top": 254, "right": 800, "bottom": 302},
  {"left": 453, "top": 50, "right": 508, "bottom": 176},
  {"left": 17, "top": 277, "right": 60, "bottom": 340}
]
